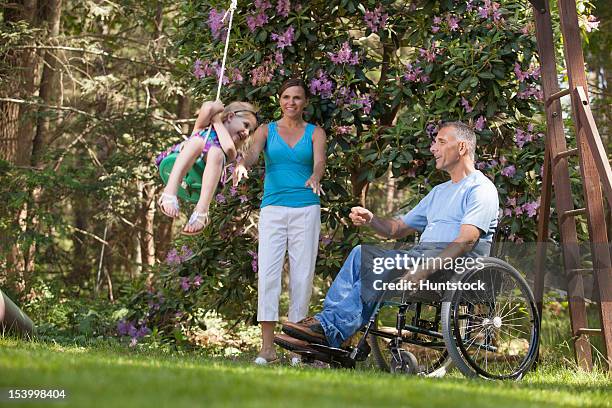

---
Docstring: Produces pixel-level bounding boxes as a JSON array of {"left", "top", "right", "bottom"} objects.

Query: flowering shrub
[{"left": 134, "top": 0, "right": 595, "bottom": 332}]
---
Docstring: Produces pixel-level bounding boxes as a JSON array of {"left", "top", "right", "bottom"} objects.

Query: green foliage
[{"left": 151, "top": 0, "right": 561, "bottom": 325}]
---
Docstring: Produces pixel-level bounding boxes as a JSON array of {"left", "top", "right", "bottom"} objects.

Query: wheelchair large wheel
[
  {"left": 370, "top": 302, "right": 452, "bottom": 377},
  {"left": 441, "top": 258, "right": 540, "bottom": 379}
]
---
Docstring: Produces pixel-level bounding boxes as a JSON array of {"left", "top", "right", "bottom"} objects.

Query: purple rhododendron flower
[
  {"left": 461, "top": 96, "right": 473, "bottom": 113},
  {"left": 447, "top": 15, "right": 461, "bottom": 31},
  {"left": 334, "top": 86, "right": 355, "bottom": 106},
  {"left": 166, "top": 248, "right": 181, "bottom": 265},
  {"left": 180, "top": 277, "right": 191, "bottom": 292},
  {"left": 335, "top": 125, "right": 352, "bottom": 135},
  {"left": 274, "top": 51, "right": 284, "bottom": 65},
  {"left": 364, "top": 5, "right": 388, "bottom": 33},
  {"left": 231, "top": 68, "right": 243, "bottom": 83},
  {"left": 246, "top": 11, "right": 269, "bottom": 32},
  {"left": 271, "top": 26, "right": 295, "bottom": 49},
  {"left": 127, "top": 323, "right": 138, "bottom": 338},
  {"left": 247, "top": 250, "right": 258, "bottom": 273},
  {"left": 180, "top": 245, "right": 194, "bottom": 262},
  {"left": 239, "top": 195, "right": 248, "bottom": 203},
  {"left": 353, "top": 94, "right": 373, "bottom": 114},
  {"left": 522, "top": 201, "right": 539, "bottom": 218},
  {"left": 215, "top": 193, "right": 226, "bottom": 203},
  {"left": 501, "top": 165, "right": 516, "bottom": 178},
  {"left": 515, "top": 128, "right": 536, "bottom": 148},
  {"left": 328, "top": 42, "right": 359, "bottom": 65},
  {"left": 136, "top": 326, "right": 151, "bottom": 338},
  {"left": 250, "top": 64, "right": 274, "bottom": 86},
  {"left": 403, "top": 62, "right": 428, "bottom": 83},
  {"left": 255, "top": 0, "right": 272, "bottom": 10},
  {"left": 276, "top": 0, "right": 290, "bottom": 17},
  {"left": 474, "top": 116, "right": 486, "bottom": 131},
  {"left": 517, "top": 85, "right": 543, "bottom": 100},
  {"left": 309, "top": 70, "right": 334, "bottom": 99},
  {"left": 208, "top": 8, "right": 227, "bottom": 41},
  {"left": 193, "top": 275, "right": 203, "bottom": 287},
  {"left": 194, "top": 59, "right": 205, "bottom": 79},
  {"left": 117, "top": 319, "right": 130, "bottom": 336},
  {"left": 426, "top": 123, "right": 439, "bottom": 138}
]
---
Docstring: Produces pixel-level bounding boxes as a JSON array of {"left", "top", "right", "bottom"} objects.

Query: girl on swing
[{"left": 157, "top": 100, "right": 258, "bottom": 235}]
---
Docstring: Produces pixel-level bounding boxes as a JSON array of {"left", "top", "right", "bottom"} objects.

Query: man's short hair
[{"left": 440, "top": 121, "right": 476, "bottom": 161}]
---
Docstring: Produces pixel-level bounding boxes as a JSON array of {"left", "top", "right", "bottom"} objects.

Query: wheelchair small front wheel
[
  {"left": 390, "top": 350, "right": 419, "bottom": 375},
  {"left": 369, "top": 304, "right": 452, "bottom": 377},
  {"left": 441, "top": 258, "right": 540, "bottom": 380}
]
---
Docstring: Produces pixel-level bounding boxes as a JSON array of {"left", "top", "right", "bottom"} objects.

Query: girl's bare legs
[
  {"left": 161, "top": 137, "right": 207, "bottom": 217},
  {"left": 259, "top": 321, "right": 277, "bottom": 360},
  {"left": 182, "top": 146, "right": 224, "bottom": 234}
]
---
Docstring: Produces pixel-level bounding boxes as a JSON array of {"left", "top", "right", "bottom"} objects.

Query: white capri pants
[{"left": 257, "top": 204, "right": 321, "bottom": 323}]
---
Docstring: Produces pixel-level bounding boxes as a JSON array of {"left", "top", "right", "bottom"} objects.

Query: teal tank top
[{"left": 261, "top": 122, "right": 321, "bottom": 208}]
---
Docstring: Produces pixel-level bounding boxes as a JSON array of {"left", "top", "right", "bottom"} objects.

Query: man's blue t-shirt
[{"left": 401, "top": 170, "right": 499, "bottom": 256}]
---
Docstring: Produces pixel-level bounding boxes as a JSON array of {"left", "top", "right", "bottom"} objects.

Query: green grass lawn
[{"left": 0, "top": 338, "right": 610, "bottom": 408}]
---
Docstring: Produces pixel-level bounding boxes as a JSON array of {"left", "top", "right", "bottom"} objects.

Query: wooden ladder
[{"left": 530, "top": 0, "right": 612, "bottom": 371}]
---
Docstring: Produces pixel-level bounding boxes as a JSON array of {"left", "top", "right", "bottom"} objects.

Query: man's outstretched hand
[{"left": 350, "top": 206, "right": 374, "bottom": 226}]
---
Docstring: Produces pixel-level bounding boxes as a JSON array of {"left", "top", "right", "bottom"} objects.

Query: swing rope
[{"left": 201, "top": 0, "right": 238, "bottom": 142}]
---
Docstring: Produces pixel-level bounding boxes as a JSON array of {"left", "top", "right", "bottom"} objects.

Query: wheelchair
[{"left": 279, "top": 232, "right": 541, "bottom": 380}]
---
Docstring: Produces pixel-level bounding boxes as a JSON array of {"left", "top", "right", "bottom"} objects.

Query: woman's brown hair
[{"left": 278, "top": 78, "right": 310, "bottom": 99}]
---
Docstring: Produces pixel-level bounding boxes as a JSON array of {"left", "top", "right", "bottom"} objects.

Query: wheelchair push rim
[{"left": 442, "top": 258, "right": 540, "bottom": 380}]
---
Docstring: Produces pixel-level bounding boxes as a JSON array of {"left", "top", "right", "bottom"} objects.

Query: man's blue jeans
[{"left": 315, "top": 245, "right": 377, "bottom": 348}]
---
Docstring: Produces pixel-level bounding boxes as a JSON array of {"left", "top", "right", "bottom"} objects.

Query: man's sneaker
[{"left": 281, "top": 316, "right": 329, "bottom": 346}]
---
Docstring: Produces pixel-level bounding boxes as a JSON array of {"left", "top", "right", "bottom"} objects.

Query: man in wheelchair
[{"left": 275, "top": 121, "right": 501, "bottom": 363}]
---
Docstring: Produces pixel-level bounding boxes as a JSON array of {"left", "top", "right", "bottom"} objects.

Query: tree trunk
[
  {"left": 0, "top": 0, "right": 39, "bottom": 166},
  {"left": 70, "top": 191, "right": 89, "bottom": 286},
  {"left": 31, "top": 0, "right": 63, "bottom": 166},
  {"left": 142, "top": 184, "right": 157, "bottom": 271}
]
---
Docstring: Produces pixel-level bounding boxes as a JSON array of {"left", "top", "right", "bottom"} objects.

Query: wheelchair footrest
[{"left": 308, "top": 343, "right": 350, "bottom": 357}]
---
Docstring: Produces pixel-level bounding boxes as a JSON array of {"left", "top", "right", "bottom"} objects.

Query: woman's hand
[
  {"left": 349, "top": 206, "right": 373, "bottom": 226},
  {"left": 305, "top": 175, "right": 324, "bottom": 196},
  {"left": 233, "top": 164, "right": 249, "bottom": 186}
]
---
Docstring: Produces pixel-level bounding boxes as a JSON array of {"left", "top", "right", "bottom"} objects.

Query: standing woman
[{"left": 234, "top": 78, "right": 326, "bottom": 364}]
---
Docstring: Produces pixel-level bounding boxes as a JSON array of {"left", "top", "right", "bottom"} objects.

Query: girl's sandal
[
  {"left": 181, "top": 211, "right": 209, "bottom": 236},
  {"left": 158, "top": 192, "right": 179, "bottom": 218}
]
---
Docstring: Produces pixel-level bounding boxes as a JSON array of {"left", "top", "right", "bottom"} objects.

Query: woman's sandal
[
  {"left": 253, "top": 355, "right": 280, "bottom": 366},
  {"left": 181, "top": 211, "right": 209, "bottom": 236},
  {"left": 158, "top": 192, "right": 180, "bottom": 218}
]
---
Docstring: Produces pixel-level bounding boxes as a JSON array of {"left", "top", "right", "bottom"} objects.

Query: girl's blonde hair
[
  {"left": 216, "top": 101, "right": 259, "bottom": 151},
  {"left": 219, "top": 101, "right": 259, "bottom": 126}
]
